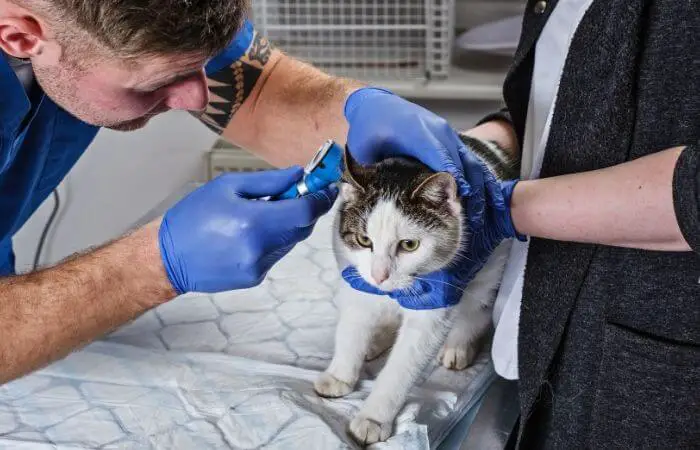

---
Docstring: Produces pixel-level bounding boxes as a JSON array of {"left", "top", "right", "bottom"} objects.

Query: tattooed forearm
[{"left": 197, "top": 31, "right": 273, "bottom": 134}]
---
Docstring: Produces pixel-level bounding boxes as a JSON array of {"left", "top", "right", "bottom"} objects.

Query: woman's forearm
[
  {"left": 465, "top": 118, "right": 520, "bottom": 159},
  {"left": 511, "top": 146, "right": 691, "bottom": 251}
]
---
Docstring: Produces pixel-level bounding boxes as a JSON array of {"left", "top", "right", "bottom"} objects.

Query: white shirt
[{"left": 491, "top": 0, "right": 596, "bottom": 380}]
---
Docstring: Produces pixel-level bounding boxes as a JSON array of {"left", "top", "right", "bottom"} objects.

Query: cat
[{"left": 313, "top": 133, "right": 518, "bottom": 445}]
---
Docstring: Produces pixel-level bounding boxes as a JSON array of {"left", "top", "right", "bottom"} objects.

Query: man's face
[{"left": 32, "top": 50, "right": 211, "bottom": 131}]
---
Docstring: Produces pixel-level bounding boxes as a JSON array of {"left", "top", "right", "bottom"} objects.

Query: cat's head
[{"left": 337, "top": 148, "right": 463, "bottom": 291}]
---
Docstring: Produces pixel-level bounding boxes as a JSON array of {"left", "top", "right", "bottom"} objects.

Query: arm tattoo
[{"left": 197, "top": 31, "right": 273, "bottom": 134}]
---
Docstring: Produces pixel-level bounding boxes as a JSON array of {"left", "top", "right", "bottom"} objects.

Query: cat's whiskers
[
  {"left": 405, "top": 284, "right": 424, "bottom": 299},
  {"left": 409, "top": 275, "right": 467, "bottom": 293},
  {"left": 446, "top": 250, "right": 476, "bottom": 266}
]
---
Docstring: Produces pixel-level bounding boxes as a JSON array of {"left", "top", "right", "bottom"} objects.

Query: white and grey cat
[{"left": 314, "top": 134, "right": 518, "bottom": 445}]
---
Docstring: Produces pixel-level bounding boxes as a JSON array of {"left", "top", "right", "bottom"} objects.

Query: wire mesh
[{"left": 251, "top": 0, "right": 454, "bottom": 81}]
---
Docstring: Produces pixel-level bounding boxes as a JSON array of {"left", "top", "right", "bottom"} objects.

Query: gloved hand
[
  {"left": 159, "top": 167, "right": 338, "bottom": 294},
  {"left": 345, "top": 87, "right": 505, "bottom": 233},
  {"left": 341, "top": 179, "right": 525, "bottom": 310}
]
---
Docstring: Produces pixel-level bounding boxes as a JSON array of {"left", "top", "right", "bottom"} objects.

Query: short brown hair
[{"left": 37, "top": 0, "right": 250, "bottom": 58}]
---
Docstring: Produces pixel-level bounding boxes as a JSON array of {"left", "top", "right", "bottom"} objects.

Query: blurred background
[{"left": 13, "top": 0, "right": 525, "bottom": 271}]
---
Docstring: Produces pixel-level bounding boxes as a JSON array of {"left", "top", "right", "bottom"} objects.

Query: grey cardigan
[{"left": 480, "top": 0, "right": 700, "bottom": 448}]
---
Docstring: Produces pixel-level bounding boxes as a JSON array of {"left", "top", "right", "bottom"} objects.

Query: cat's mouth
[
  {"left": 368, "top": 275, "right": 415, "bottom": 292},
  {"left": 357, "top": 268, "right": 428, "bottom": 292}
]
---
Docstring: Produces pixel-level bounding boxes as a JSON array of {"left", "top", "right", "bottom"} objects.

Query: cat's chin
[
  {"left": 373, "top": 278, "right": 414, "bottom": 292},
  {"left": 353, "top": 273, "right": 413, "bottom": 292}
]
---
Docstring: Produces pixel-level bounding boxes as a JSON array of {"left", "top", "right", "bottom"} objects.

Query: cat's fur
[{"left": 314, "top": 134, "right": 518, "bottom": 445}]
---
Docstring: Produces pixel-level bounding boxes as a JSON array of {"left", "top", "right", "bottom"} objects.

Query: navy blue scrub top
[{"left": 0, "top": 20, "right": 254, "bottom": 276}]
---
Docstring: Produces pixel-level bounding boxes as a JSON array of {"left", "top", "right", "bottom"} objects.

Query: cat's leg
[
  {"left": 440, "top": 241, "right": 511, "bottom": 370},
  {"left": 349, "top": 308, "right": 452, "bottom": 445},
  {"left": 439, "top": 300, "right": 491, "bottom": 370},
  {"left": 365, "top": 315, "right": 400, "bottom": 361},
  {"left": 315, "top": 284, "right": 398, "bottom": 398}
]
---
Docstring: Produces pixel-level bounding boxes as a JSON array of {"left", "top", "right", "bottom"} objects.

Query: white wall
[
  {"left": 12, "top": 111, "right": 217, "bottom": 272},
  {"left": 12, "top": 100, "right": 501, "bottom": 272}
]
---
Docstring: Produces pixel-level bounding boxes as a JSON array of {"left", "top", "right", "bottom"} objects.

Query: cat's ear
[
  {"left": 340, "top": 182, "right": 359, "bottom": 202},
  {"left": 411, "top": 172, "right": 459, "bottom": 208},
  {"left": 341, "top": 144, "right": 366, "bottom": 194}
]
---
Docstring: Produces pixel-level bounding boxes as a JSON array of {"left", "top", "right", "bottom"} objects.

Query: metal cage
[{"left": 251, "top": 0, "right": 455, "bottom": 81}]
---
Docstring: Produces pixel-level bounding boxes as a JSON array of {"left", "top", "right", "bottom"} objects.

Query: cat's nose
[{"left": 371, "top": 267, "right": 390, "bottom": 284}]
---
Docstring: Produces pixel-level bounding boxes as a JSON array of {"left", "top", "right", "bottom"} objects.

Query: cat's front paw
[
  {"left": 314, "top": 372, "right": 354, "bottom": 398},
  {"left": 439, "top": 342, "right": 477, "bottom": 370},
  {"left": 349, "top": 414, "right": 392, "bottom": 446}
]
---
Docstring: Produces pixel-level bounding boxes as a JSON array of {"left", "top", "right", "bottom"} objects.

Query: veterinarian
[{"left": 0, "top": 0, "right": 501, "bottom": 388}]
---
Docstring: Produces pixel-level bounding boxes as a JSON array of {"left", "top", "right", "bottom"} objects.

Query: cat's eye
[
  {"left": 399, "top": 239, "right": 420, "bottom": 252},
  {"left": 356, "top": 234, "right": 373, "bottom": 248}
]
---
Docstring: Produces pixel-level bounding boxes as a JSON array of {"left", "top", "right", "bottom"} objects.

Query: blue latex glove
[
  {"left": 345, "top": 87, "right": 506, "bottom": 233},
  {"left": 341, "top": 179, "right": 525, "bottom": 310},
  {"left": 159, "top": 167, "right": 338, "bottom": 294}
]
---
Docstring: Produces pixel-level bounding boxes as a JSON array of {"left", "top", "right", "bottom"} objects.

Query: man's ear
[{"left": 0, "top": 6, "right": 49, "bottom": 59}]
